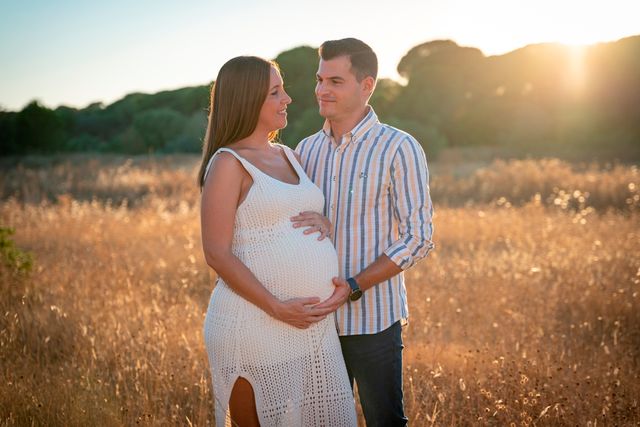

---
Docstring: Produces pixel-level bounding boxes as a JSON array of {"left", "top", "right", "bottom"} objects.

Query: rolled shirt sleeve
[{"left": 383, "top": 136, "right": 435, "bottom": 270}]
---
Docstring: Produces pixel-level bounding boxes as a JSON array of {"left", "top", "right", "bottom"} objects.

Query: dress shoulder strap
[
  {"left": 279, "top": 144, "right": 306, "bottom": 178},
  {"left": 203, "top": 147, "right": 260, "bottom": 182}
]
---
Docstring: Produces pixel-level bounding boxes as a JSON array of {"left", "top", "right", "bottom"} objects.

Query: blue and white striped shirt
[{"left": 296, "top": 107, "right": 434, "bottom": 335}]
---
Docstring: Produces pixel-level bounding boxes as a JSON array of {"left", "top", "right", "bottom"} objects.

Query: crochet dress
[{"left": 202, "top": 146, "right": 357, "bottom": 426}]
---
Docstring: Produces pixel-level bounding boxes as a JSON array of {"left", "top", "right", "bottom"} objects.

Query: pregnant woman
[{"left": 198, "top": 56, "right": 356, "bottom": 426}]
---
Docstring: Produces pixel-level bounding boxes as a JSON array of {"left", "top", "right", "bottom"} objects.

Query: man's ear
[{"left": 361, "top": 76, "right": 376, "bottom": 96}]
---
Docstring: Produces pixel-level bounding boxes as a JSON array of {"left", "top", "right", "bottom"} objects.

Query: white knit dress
[{"left": 202, "top": 146, "right": 357, "bottom": 427}]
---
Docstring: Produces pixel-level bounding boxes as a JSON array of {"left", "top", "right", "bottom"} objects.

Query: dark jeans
[{"left": 339, "top": 321, "right": 407, "bottom": 427}]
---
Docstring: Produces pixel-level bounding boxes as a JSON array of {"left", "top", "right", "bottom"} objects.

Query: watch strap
[{"left": 346, "top": 277, "right": 359, "bottom": 292}]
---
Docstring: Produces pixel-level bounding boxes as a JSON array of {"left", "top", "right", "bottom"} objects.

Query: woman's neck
[{"left": 232, "top": 130, "right": 271, "bottom": 150}]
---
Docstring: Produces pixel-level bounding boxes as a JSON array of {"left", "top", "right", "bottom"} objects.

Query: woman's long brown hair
[{"left": 197, "top": 56, "right": 279, "bottom": 189}]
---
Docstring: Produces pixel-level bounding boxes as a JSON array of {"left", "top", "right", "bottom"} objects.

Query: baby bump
[
  {"left": 240, "top": 229, "right": 339, "bottom": 302},
  {"left": 204, "top": 283, "right": 336, "bottom": 365}
]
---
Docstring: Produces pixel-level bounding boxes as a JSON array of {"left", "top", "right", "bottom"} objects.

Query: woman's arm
[{"left": 201, "top": 152, "right": 332, "bottom": 329}]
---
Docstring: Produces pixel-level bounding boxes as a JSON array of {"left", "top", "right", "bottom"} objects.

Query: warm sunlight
[
  {"left": 2, "top": 0, "right": 639, "bottom": 110},
  {"left": 447, "top": 0, "right": 639, "bottom": 57},
  {"left": 2, "top": 1, "right": 640, "bottom": 425},
  {"left": 555, "top": 25, "right": 626, "bottom": 49},
  {"left": 565, "top": 44, "right": 588, "bottom": 94},
  {"left": 543, "top": 8, "right": 615, "bottom": 48}
]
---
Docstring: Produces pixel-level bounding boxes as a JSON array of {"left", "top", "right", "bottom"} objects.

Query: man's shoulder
[
  {"left": 371, "top": 122, "right": 421, "bottom": 148},
  {"left": 295, "top": 130, "right": 326, "bottom": 152}
]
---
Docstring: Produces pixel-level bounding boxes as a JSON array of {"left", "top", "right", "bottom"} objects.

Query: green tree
[
  {"left": 385, "top": 117, "right": 448, "bottom": 160},
  {"left": 163, "top": 111, "right": 207, "bottom": 153},
  {"left": 15, "top": 101, "right": 67, "bottom": 154},
  {"left": 111, "top": 126, "right": 146, "bottom": 154},
  {"left": 370, "top": 78, "right": 402, "bottom": 120},
  {"left": 0, "top": 110, "right": 18, "bottom": 155},
  {"left": 280, "top": 108, "right": 324, "bottom": 147},
  {"left": 66, "top": 134, "right": 106, "bottom": 152},
  {"left": 275, "top": 46, "right": 320, "bottom": 147},
  {"left": 395, "top": 40, "right": 485, "bottom": 147},
  {"left": 132, "top": 108, "right": 187, "bottom": 153}
]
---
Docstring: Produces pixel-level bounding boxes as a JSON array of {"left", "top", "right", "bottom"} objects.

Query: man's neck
[{"left": 329, "top": 106, "right": 369, "bottom": 143}]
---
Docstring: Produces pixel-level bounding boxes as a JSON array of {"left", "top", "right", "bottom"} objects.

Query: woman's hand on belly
[
  {"left": 270, "top": 296, "right": 337, "bottom": 329},
  {"left": 290, "top": 211, "right": 332, "bottom": 241}
]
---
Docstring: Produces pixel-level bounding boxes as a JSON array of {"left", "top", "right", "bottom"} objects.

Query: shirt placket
[
  {"left": 327, "top": 137, "right": 340, "bottom": 233},
  {"left": 328, "top": 134, "right": 351, "bottom": 246}
]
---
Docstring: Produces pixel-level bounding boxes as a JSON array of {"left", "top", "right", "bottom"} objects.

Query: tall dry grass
[
  {"left": 2, "top": 154, "right": 638, "bottom": 212},
  {"left": 432, "top": 158, "right": 639, "bottom": 211},
  {"left": 1, "top": 155, "right": 639, "bottom": 426}
]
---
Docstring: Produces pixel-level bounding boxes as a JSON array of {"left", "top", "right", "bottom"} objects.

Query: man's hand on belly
[{"left": 313, "top": 277, "right": 350, "bottom": 312}]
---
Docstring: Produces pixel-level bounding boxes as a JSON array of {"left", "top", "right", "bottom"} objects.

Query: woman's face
[{"left": 257, "top": 66, "right": 292, "bottom": 133}]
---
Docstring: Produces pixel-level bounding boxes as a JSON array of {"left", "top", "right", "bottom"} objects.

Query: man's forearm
[{"left": 352, "top": 254, "right": 403, "bottom": 291}]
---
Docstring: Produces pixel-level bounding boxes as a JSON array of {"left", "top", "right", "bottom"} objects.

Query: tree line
[{"left": 1, "top": 36, "right": 639, "bottom": 160}]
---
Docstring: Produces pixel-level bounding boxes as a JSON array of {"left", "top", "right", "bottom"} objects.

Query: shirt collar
[{"left": 321, "top": 106, "right": 379, "bottom": 145}]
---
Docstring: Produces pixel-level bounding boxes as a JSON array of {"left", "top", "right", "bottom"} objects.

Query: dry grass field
[{"left": 1, "top": 154, "right": 639, "bottom": 426}]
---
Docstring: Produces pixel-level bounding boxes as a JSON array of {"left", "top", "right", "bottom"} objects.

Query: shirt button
[{"left": 332, "top": 176, "right": 336, "bottom": 181}]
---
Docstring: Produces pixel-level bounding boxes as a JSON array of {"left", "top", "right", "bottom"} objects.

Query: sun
[
  {"left": 447, "top": 0, "right": 640, "bottom": 58},
  {"left": 550, "top": 26, "right": 611, "bottom": 48},
  {"left": 532, "top": 0, "right": 638, "bottom": 48}
]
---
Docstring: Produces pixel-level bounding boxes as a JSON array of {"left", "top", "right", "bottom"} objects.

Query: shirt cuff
[
  {"left": 384, "top": 238, "right": 434, "bottom": 271},
  {"left": 384, "top": 241, "right": 413, "bottom": 270}
]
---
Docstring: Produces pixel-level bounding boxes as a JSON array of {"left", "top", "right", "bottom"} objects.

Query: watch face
[{"left": 349, "top": 289, "right": 363, "bottom": 301}]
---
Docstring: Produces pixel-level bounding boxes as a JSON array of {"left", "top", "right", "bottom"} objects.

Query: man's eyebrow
[{"left": 316, "top": 74, "right": 345, "bottom": 81}]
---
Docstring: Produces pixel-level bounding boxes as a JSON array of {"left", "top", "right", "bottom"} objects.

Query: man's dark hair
[{"left": 319, "top": 38, "right": 378, "bottom": 82}]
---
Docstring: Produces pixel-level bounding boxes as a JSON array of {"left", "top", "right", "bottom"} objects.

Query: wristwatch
[{"left": 346, "top": 277, "right": 363, "bottom": 301}]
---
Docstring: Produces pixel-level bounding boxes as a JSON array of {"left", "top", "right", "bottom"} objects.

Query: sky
[{"left": 1, "top": 0, "right": 638, "bottom": 111}]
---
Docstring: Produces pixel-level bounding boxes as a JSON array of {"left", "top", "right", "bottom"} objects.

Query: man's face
[{"left": 315, "top": 55, "right": 368, "bottom": 121}]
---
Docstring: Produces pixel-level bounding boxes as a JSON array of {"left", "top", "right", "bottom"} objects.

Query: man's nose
[{"left": 316, "top": 82, "right": 326, "bottom": 96}]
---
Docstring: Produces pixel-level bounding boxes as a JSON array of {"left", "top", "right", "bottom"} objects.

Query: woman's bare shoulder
[{"left": 203, "top": 151, "right": 248, "bottom": 188}]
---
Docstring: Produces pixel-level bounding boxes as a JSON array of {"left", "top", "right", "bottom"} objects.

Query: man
[{"left": 293, "top": 38, "right": 434, "bottom": 426}]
